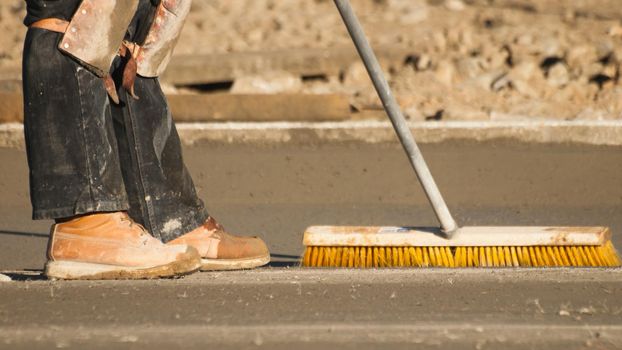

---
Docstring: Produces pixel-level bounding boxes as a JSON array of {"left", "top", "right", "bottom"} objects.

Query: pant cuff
[{"left": 32, "top": 200, "right": 130, "bottom": 220}]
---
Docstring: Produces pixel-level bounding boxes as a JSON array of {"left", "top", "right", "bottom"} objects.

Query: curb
[
  {"left": 3, "top": 324, "right": 621, "bottom": 346},
  {"left": 1, "top": 120, "right": 622, "bottom": 148}
]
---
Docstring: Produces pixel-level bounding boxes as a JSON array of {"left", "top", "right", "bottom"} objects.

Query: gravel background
[{"left": 1, "top": 0, "right": 621, "bottom": 121}]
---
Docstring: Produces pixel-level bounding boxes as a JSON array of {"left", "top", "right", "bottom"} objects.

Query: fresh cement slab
[
  {"left": 1, "top": 269, "right": 621, "bottom": 349},
  {"left": 1, "top": 140, "right": 620, "bottom": 269},
  {"left": 1, "top": 140, "right": 621, "bottom": 349}
]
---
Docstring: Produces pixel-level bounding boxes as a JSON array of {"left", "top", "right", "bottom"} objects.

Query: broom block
[{"left": 303, "top": 226, "right": 611, "bottom": 247}]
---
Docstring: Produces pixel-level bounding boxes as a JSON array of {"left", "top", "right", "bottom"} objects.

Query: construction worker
[{"left": 22, "top": 0, "right": 270, "bottom": 279}]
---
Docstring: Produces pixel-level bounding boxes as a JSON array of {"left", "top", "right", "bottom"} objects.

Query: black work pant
[{"left": 22, "top": 27, "right": 208, "bottom": 242}]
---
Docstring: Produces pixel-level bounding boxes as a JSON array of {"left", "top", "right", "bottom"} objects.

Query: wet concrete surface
[
  {"left": 2, "top": 269, "right": 622, "bottom": 349},
  {"left": 1, "top": 140, "right": 621, "bottom": 348}
]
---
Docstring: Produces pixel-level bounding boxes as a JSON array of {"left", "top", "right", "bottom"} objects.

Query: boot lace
[{"left": 118, "top": 212, "right": 150, "bottom": 245}]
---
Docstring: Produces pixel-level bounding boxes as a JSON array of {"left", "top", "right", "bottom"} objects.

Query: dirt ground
[{"left": 1, "top": 0, "right": 621, "bottom": 121}]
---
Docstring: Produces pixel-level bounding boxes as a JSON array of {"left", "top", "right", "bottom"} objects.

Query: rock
[
  {"left": 533, "top": 36, "right": 564, "bottom": 57},
  {"left": 511, "top": 79, "right": 538, "bottom": 97},
  {"left": 456, "top": 57, "right": 483, "bottom": 80},
  {"left": 505, "top": 61, "right": 543, "bottom": 97},
  {"left": 432, "top": 32, "right": 447, "bottom": 52},
  {"left": 435, "top": 60, "right": 455, "bottom": 86},
  {"left": 592, "top": 87, "right": 622, "bottom": 118},
  {"left": 583, "top": 62, "right": 606, "bottom": 80},
  {"left": 403, "top": 105, "right": 425, "bottom": 121},
  {"left": 445, "top": 0, "right": 466, "bottom": 11},
  {"left": 510, "top": 61, "right": 539, "bottom": 81},
  {"left": 351, "top": 89, "right": 383, "bottom": 111},
  {"left": 401, "top": 7, "right": 429, "bottom": 24},
  {"left": 246, "top": 28, "right": 264, "bottom": 44},
  {"left": 302, "top": 75, "right": 343, "bottom": 95},
  {"left": 446, "top": 28, "right": 462, "bottom": 48},
  {"left": 457, "top": 29, "right": 474, "bottom": 55},
  {"left": 389, "top": 0, "right": 429, "bottom": 24},
  {"left": 0, "top": 274, "right": 10, "bottom": 282},
  {"left": 602, "top": 64, "right": 618, "bottom": 79},
  {"left": 546, "top": 63, "right": 570, "bottom": 88},
  {"left": 566, "top": 45, "right": 598, "bottom": 68},
  {"left": 416, "top": 54, "right": 431, "bottom": 71},
  {"left": 609, "top": 24, "right": 622, "bottom": 38},
  {"left": 596, "top": 40, "right": 614, "bottom": 61},
  {"left": 553, "top": 81, "right": 588, "bottom": 104},
  {"left": 396, "top": 94, "right": 422, "bottom": 118},
  {"left": 515, "top": 34, "right": 533, "bottom": 46},
  {"left": 491, "top": 73, "right": 510, "bottom": 92},
  {"left": 405, "top": 55, "right": 432, "bottom": 71},
  {"left": 342, "top": 62, "right": 373, "bottom": 90},
  {"left": 486, "top": 47, "right": 511, "bottom": 70},
  {"left": 420, "top": 98, "right": 445, "bottom": 119},
  {"left": 457, "top": 70, "right": 505, "bottom": 92},
  {"left": 231, "top": 71, "right": 303, "bottom": 94}
]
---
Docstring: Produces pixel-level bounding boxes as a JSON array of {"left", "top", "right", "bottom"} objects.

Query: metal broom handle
[{"left": 334, "top": 0, "right": 459, "bottom": 235}]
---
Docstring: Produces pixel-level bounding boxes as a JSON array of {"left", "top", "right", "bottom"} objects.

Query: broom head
[{"left": 302, "top": 226, "right": 621, "bottom": 268}]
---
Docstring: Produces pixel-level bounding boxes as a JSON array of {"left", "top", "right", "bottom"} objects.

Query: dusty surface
[
  {"left": 1, "top": 140, "right": 621, "bottom": 269},
  {"left": 1, "top": 269, "right": 622, "bottom": 349},
  {"left": 1, "top": 140, "right": 621, "bottom": 348},
  {"left": 2, "top": 1, "right": 622, "bottom": 121}
]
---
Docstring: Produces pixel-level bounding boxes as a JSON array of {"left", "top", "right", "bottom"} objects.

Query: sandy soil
[{"left": 1, "top": 0, "right": 622, "bottom": 120}]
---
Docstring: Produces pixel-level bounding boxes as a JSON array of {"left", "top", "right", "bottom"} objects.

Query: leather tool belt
[
  {"left": 137, "top": 0, "right": 192, "bottom": 78},
  {"left": 29, "top": 0, "right": 192, "bottom": 103},
  {"left": 58, "top": 0, "right": 140, "bottom": 78}
]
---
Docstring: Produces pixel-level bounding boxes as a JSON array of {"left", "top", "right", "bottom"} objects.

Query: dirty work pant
[{"left": 22, "top": 27, "right": 209, "bottom": 242}]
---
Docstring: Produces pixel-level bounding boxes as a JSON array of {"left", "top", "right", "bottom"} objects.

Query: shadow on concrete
[
  {"left": 270, "top": 253, "right": 300, "bottom": 260},
  {"left": 268, "top": 261, "right": 300, "bottom": 268},
  {"left": 269, "top": 253, "right": 300, "bottom": 268},
  {"left": 3, "top": 269, "right": 46, "bottom": 281},
  {"left": 0, "top": 230, "right": 48, "bottom": 238}
]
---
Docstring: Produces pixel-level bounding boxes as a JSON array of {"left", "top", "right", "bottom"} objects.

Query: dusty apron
[{"left": 22, "top": 0, "right": 207, "bottom": 242}]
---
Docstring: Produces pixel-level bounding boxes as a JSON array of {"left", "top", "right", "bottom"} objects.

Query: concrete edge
[
  {"left": 2, "top": 120, "right": 622, "bottom": 148},
  {"left": 2, "top": 324, "right": 621, "bottom": 345},
  {"left": 2, "top": 267, "right": 620, "bottom": 284}
]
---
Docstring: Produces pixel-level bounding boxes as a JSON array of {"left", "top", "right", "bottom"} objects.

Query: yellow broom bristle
[{"left": 301, "top": 241, "right": 621, "bottom": 268}]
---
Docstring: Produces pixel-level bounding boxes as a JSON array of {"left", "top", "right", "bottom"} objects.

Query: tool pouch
[
  {"left": 58, "top": 0, "right": 140, "bottom": 77},
  {"left": 136, "top": 0, "right": 192, "bottom": 78}
]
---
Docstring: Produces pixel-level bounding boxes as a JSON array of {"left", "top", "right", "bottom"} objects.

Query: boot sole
[
  {"left": 200, "top": 254, "right": 270, "bottom": 271},
  {"left": 45, "top": 254, "right": 201, "bottom": 280}
]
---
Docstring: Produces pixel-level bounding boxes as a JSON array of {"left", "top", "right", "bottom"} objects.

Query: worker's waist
[
  {"left": 29, "top": 18, "right": 142, "bottom": 57},
  {"left": 30, "top": 18, "right": 69, "bottom": 33}
]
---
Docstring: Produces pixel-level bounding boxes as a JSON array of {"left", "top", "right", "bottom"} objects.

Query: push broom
[{"left": 301, "top": 0, "right": 621, "bottom": 268}]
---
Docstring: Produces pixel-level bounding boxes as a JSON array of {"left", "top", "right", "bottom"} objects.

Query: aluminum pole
[{"left": 334, "top": 0, "right": 459, "bottom": 235}]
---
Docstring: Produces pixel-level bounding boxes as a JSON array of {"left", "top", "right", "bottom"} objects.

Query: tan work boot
[
  {"left": 167, "top": 217, "right": 270, "bottom": 271},
  {"left": 45, "top": 212, "right": 201, "bottom": 280}
]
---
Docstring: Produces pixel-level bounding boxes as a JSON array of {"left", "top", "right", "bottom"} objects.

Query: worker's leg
[
  {"left": 23, "top": 28, "right": 128, "bottom": 219},
  {"left": 110, "top": 76, "right": 209, "bottom": 243},
  {"left": 94, "top": 0, "right": 270, "bottom": 269},
  {"left": 22, "top": 28, "right": 200, "bottom": 280},
  {"left": 110, "top": 72, "right": 269, "bottom": 270}
]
